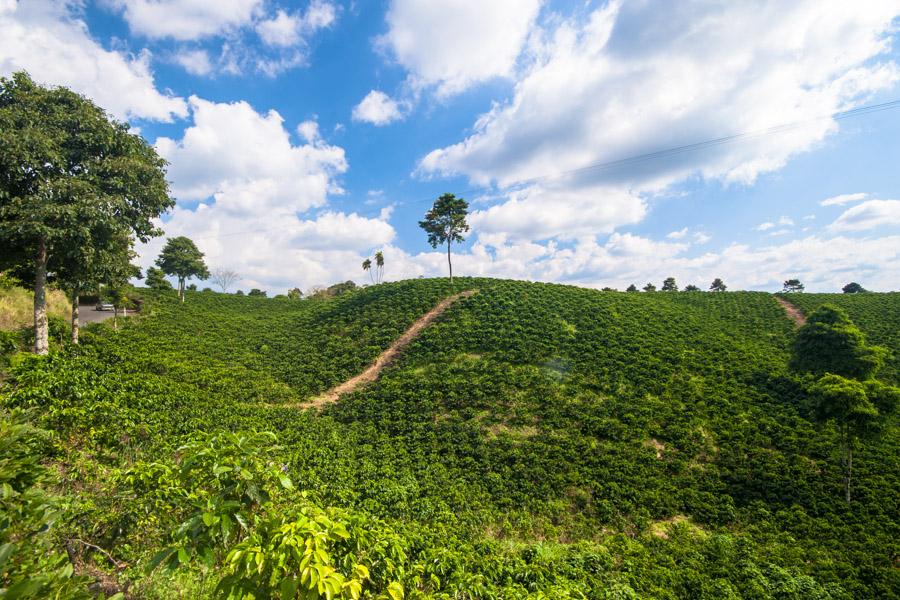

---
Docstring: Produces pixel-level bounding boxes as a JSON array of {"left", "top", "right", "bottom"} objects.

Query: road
[{"left": 78, "top": 304, "right": 123, "bottom": 324}]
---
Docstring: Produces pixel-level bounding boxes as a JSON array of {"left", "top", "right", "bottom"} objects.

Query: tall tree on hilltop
[
  {"left": 783, "top": 278, "right": 805, "bottom": 293},
  {"left": 842, "top": 282, "right": 867, "bottom": 294},
  {"left": 362, "top": 258, "right": 373, "bottom": 284},
  {"left": 661, "top": 277, "right": 678, "bottom": 292},
  {"left": 156, "top": 237, "right": 210, "bottom": 302},
  {"left": 0, "top": 72, "right": 173, "bottom": 353},
  {"left": 709, "top": 278, "right": 727, "bottom": 292},
  {"left": 419, "top": 193, "right": 469, "bottom": 283}
]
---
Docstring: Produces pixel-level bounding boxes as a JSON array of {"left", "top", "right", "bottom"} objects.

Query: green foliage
[
  {"left": 790, "top": 304, "right": 887, "bottom": 380},
  {"left": 146, "top": 267, "right": 173, "bottom": 291},
  {"left": 709, "top": 278, "right": 727, "bottom": 292},
  {"left": 156, "top": 237, "right": 210, "bottom": 299},
  {"left": 842, "top": 282, "right": 866, "bottom": 294},
  {"left": 661, "top": 277, "right": 678, "bottom": 292},
  {"left": 419, "top": 194, "right": 469, "bottom": 280},
  {"left": 0, "top": 412, "right": 109, "bottom": 599},
  {"left": 1, "top": 281, "right": 898, "bottom": 597},
  {"left": 783, "top": 279, "right": 804, "bottom": 293}
]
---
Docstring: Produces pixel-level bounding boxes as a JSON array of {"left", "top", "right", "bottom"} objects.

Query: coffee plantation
[{"left": 1, "top": 279, "right": 898, "bottom": 598}]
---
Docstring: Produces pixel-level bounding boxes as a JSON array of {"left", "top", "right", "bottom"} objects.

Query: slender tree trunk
[
  {"left": 71, "top": 292, "right": 80, "bottom": 345},
  {"left": 179, "top": 278, "right": 185, "bottom": 302},
  {"left": 33, "top": 238, "right": 49, "bottom": 355},
  {"left": 447, "top": 239, "right": 453, "bottom": 283},
  {"left": 113, "top": 306, "right": 118, "bottom": 331}
]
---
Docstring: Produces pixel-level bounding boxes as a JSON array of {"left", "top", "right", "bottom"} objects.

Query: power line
[{"left": 186, "top": 98, "right": 900, "bottom": 241}]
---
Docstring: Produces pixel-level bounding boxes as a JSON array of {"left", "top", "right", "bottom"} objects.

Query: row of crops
[{"left": 2, "top": 279, "right": 898, "bottom": 598}]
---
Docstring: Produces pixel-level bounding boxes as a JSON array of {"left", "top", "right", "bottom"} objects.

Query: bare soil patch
[{"left": 774, "top": 296, "right": 807, "bottom": 327}]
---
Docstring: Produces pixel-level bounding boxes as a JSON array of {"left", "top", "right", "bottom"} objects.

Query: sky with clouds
[{"left": 2, "top": 0, "right": 899, "bottom": 293}]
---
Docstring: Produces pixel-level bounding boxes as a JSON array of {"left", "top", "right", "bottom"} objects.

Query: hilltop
[{"left": 1, "top": 278, "right": 898, "bottom": 598}]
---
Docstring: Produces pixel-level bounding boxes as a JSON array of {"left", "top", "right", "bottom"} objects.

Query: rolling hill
[{"left": 2, "top": 279, "right": 898, "bottom": 598}]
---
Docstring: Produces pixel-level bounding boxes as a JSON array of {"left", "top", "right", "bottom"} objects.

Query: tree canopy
[
  {"left": 783, "top": 279, "right": 805, "bottom": 293},
  {"left": 419, "top": 193, "right": 469, "bottom": 282},
  {"left": 790, "top": 304, "right": 887, "bottom": 380},
  {"left": 0, "top": 71, "right": 173, "bottom": 352},
  {"left": 842, "top": 282, "right": 867, "bottom": 294},
  {"left": 709, "top": 278, "right": 727, "bottom": 292},
  {"left": 661, "top": 277, "right": 678, "bottom": 292},
  {"left": 156, "top": 237, "right": 209, "bottom": 301}
]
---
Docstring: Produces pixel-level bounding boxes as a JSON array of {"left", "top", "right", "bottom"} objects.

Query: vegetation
[
  {"left": 419, "top": 194, "right": 469, "bottom": 282},
  {"left": 842, "top": 282, "right": 867, "bottom": 294},
  {"left": 156, "top": 237, "right": 210, "bottom": 302},
  {"left": 0, "top": 282, "right": 69, "bottom": 332},
  {"left": 1, "top": 279, "right": 897, "bottom": 598},
  {"left": 211, "top": 269, "right": 241, "bottom": 293},
  {"left": 710, "top": 278, "right": 727, "bottom": 292},
  {"left": 0, "top": 72, "right": 172, "bottom": 354},
  {"left": 783, "top": 279, "right": 805, "bottom": 293}
]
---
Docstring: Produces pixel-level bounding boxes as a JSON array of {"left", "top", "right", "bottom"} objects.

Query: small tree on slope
[{"left": 156, "top": 237, "right": 210, "bottom": 302}]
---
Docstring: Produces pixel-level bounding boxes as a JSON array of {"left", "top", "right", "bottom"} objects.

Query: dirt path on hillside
[
  {"left": 774, "top": 296, "right": 807, "bottom": 327},
  {"left": 302, "top": 289, "right": 477, "bottom": 409}
]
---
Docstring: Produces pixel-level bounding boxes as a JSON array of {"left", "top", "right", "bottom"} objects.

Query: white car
[{"left": 95, "top": 302, "right": 115, "bottom": 311}]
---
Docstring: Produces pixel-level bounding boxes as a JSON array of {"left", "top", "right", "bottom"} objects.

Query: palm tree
[
  {"left": 374, "top": 251, "right": 384, "bottom": 284},
  {"left": 362, "top": 258, "right": 373, "bottom": 284}
]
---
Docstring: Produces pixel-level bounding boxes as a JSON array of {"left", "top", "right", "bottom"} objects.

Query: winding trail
[
  {"left": 302, "top": 289, "right": 477, "bottom": 409},
  {"left": 774, "top": 295, "right": 807, "bottom": 327}
]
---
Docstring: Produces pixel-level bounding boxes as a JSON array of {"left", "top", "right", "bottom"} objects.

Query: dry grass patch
[{"left": 0, "top": 286, "right": 70, "bottom": 331}]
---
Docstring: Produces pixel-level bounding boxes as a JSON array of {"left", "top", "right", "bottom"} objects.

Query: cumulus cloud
[
  {"left": 469, "top": 183, "right": 646, "bottom": 241},
  {"left": 174, "top": 48, "right": 212, "bottom": 75},
  {"left": 418, "top": 1, "right": 899, "bottom": 243},
  {"left": 378, "top": 0, "right": 541, "bottom": 98},
  {"left": 820, "top": 192, "right": 869, "bottom": 206},
  {"left": 352, "top": 90, "right": 402, "bottom": 125},
  {"left": 107, "top": 0, "right": 263, "bottom": 40},
  {"left": 828, "top": 199, "right": 900, "bottom": 232},
  {"left": 139, "top": 97, "right": 396, "bottom": 293},
  {"left": 256, "top": 2, "right": 336, "bottom": 48},
  {"left": 0, "top": 0, "right": 187, "bottom": 122}
]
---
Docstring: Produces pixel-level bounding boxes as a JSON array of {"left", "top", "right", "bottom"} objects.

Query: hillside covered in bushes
[{"left": 1, "top": 279, "right": 898, "bottom": 598}]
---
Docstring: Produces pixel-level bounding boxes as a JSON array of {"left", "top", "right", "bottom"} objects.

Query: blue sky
[{"left": 2, "top": 0, "right": 899, "bottom": 292}]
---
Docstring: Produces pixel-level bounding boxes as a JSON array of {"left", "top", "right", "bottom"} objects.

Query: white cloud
[
  {"left": 693, "top": 232, "right": 711, "bottom": 245},
  {"left": 139, "top": 97, "right": 397, "bottom": 293},
  {"left": 378, "top": 0, "right": 541, "bottom": 97},
  {"left": 108, "top": 0, "right": 263, "bottom": 40},
  {"left": 667, "top": 227, "right": 689, "bottom": 240},
  {"left": 829, "top": 199, "right": 900, "bottom": 232},
  {"left": 777, "top": 216, "right": 794, "bottom": 226},
  {"left": 174, "top": 48, "right": 212, "bottom": 75},
  {"left": 469, "top": 183, "right": 646, "bottom": 241},
  {"left": 820, "top": 192, "right": 869, "bottom": 206},
  {"left": 0, "top": 0, "right": 187, "bottom": 122},
  {"left": 256, "top": 2, "right": 336, "bottom": 48},
  {"left": 382, "top": 231, "right": 900, "bottom": 292},
  {"left": 352, "top": 90, "right": 402, "bottom": 126},
  {"left": 756, "top": 222, "right": 775, "bottom": 231},
  {"left": 418, "top": 1, "right": 899, "bottom": 243}
]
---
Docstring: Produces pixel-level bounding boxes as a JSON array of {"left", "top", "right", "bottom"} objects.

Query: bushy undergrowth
[{"left": 1, "top": 279, "right": 897, "bottom": 598}]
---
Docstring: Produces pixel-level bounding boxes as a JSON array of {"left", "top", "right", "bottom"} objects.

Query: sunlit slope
[{"left": 6, "top": 279, "right": 899, "bottom": 597}]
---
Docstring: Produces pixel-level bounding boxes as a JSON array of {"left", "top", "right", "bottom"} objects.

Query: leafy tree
[
  {"left": 235, "top": 290, "right": 245, "bottom": 296},
  {"left": 187, "top": 283, "right": 197, "bottom": 292},
  {"left": 810, "top": 375, "right": 899, "bottom": 502},
  {"left": 661, "top": 277, "right": 678, "bottom": 292},
  {"left": 419, "top": 193, "right": 469, "bottom": 283},
  {"left": 626, "top": 284, "right": 638, "bottom": 292},
  {"left": 842, "top": 282, "right": 866, "bottom": 294},
  {"left": 790, "top": 304, "right": 887, "bottom": 380},
  {"left": 601, "top": 287, "right": 617, "bottom": 292},
  {"left": 0, "top": 72, "right": 172, "bottom": 353},
  {"left": 211, "top": 268, "right": 240, "bottom": 293},
  {"left": 248, "top": 289, "right": 267, "bottom": 298},
  {"left": 362, "top": 258, "right": 373, "bottom": 284},
  {"left": 145, "top": 267, "right": 173, "bottom": 291},
  {"left": 684, "top": 284, "right": 700, "bottom": 292},
  {"left": 643, "top": 283, "right": 656, "bottom": 292},
  {"left": 709, "top": 278, "right": 727, "bottom": 292},
  {"left": 155, "top": 237, "right": 210, "bottom": 302},
  {"left": 783, "top": 278, "right": 805, "bottom": 293},
  {"left": 287, "top": 287, "right": 303, "bottom": 300}
]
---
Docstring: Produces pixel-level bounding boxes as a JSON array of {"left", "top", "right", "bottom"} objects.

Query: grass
[{"left": 0, "top": 285, "right": 70, "bottom": 331}]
